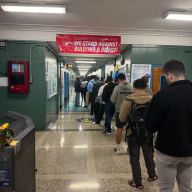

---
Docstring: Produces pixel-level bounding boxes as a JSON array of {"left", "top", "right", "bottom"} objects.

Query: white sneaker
[{"left": 115, "top": 146, "right": 127, "bottom": 155}]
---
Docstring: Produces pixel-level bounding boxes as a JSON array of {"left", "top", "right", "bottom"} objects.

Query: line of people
[{"left": 74, "top": 60, "right": 192, "bottom": 192}]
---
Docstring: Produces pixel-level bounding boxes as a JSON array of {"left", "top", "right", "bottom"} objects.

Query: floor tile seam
[
  {"left": 43, "top": 129, "right": 103, "bottom": 131},
  {"left": 36, "top": 173, "right": 129, "bottom": 180},
  {"left": 87, "top": 132, "right": 97, "bottom": 175},
  {"left": 35, "top": 144, "right": 117, "bottom": 149},
  {"left": 35, "top": 132, "right": 49, "bottom": 146}
]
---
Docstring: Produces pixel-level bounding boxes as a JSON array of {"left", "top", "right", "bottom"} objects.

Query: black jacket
[
  {"left": 145, "top": 80, "right": 192, "bottom": 157},
  {"left": 74, "top": 81, "right": 81, "bottom": 92},
  {"left": 102, "top": 82, "right": 116, "bottom": 103}
]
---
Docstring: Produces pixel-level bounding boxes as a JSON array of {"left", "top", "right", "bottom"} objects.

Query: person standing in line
[
  {"left": 141, "top": 74, "right": 153, "bottom": 95},
  {"left": 92, "top": 77, "right": 105, "bottom": 124},
  {"left": 102, "top": 76, "right": 116, "bottom": 134},
  {"left": 85, "top": 76, "right": 91, "bottom": 108},
  {"left": 119, "top": 79, "right": 157, "bottom": 190},
  {"left": 87, "top": 76, "right": 96, "bottom": 115},
  {"left": 111, "top": 73, "right": 132, "bottom": 154},
  {"left": 81, "top": 77, "right": 88, "bottom": 106},
  {"left": 145, "top": 60, "right": 192, "bottom": 192},
  {"left": 95, "top": 79, "right": 107, "bottom": 125},
  {"left": 74, "top": 77, "right": 82, "bottom": 106}
]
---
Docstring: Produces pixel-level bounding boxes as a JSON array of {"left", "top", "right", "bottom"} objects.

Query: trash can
[{"left": 0, "top": 111, "right": 35, "bottom": 192}]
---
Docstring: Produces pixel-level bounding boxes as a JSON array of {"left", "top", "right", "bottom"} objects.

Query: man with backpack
[{"left": 119, "top": 78, "right": 157, "bottom": 190}]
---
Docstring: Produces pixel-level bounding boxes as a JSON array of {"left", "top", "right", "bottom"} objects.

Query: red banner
[{"left": 56, "top": 34, "right": 121, "bottom": 55}]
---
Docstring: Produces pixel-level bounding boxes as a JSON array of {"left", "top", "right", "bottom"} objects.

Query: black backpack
[{"left": 127, "top": 99, "right": 150, "bottom": 138}]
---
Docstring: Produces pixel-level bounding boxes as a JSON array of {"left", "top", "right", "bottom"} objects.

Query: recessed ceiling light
[
  {"left": 163, "top": 10, "right": 192, "bottom": 21},
  {"left": 75, "top": 61, "right": 96, "bottom": 64},
  {"left": 1, "top": 3, "right": 66, "bottom": 14}
]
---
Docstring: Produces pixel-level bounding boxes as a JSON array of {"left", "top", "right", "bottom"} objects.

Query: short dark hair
[
  {"left": 163, "top": 60, "right": 185, "bottom": 76},
  {"left": 116, "top": 73, "right": 126, "bottom": 81},
  {"left": 106, "top": 76, "right": 113, "bottom": 83},
  {"left": 133, "top": 79, "right": 147, "bottom": 90}
]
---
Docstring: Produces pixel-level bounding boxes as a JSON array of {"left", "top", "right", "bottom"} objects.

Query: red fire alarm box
[{"left": 7, "top": 61, "right": 29, "bottom": 94}]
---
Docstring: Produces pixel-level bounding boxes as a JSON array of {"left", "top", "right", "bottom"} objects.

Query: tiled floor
[{"left": 36, "top": 113, "right": 178, "bottom": 192}]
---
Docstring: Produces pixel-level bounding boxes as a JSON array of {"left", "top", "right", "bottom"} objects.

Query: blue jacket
[{"left": 87, "top": 79, "right": 94, "bottom": 93}]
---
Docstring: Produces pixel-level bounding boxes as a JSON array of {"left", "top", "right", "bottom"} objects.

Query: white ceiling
[
  {"left": 1, "top": 0, "right": 192, "bottom": 75},
  {"left": 1, "top": 0, "right": 192, "bottom": 32}
]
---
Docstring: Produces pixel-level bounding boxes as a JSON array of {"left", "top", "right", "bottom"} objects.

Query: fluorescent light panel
[
  {"left": 1, "top": 3, "right": 66, "bottom": 14},
  {"left": 78, "top": 69, "right": 89, "bottom": 71},
  {"left": 163, "top": 11, "right": 192, "bottom": 21},
  {"left": 75, "top": 61, "right": 96, "bottom": 64},
  {"left": 77, "top": 66, "right": 91, "bottom": 69}
]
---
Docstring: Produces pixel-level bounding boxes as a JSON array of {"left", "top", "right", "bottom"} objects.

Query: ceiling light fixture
[
  {"left": 75, "top": 61, "right": 96, "bottom": 64},
  {"left": 78, "top": 69, "right": 89, "bottom": 71},
  {"left": 0, "top": 3, "right": 66, "bottom": 14},
  {"left": 77, "top": 66, "right": 91, "bottom": 69},
  {"left": 162, "top": 10, "right": 192, "bottom": 21}
]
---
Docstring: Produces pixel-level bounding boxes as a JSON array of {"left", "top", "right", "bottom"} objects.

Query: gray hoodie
[{"left": 110, "top": 81, "right": 133, "bottom": 112}]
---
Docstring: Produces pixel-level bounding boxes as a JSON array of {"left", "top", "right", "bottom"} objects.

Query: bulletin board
[
  {"left": 152, "top": 67, "right": 163, "bottom": 95},
  {"left": 131, "top": 64, "right": 152, "bottom": 87},
  {"left": 46, "top": 60, "right": 58, "bottom": 99}
]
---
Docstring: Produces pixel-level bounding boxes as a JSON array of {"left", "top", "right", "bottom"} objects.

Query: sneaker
[
  {"left": 115, "top": 146, "right": 127, "bottom": 155},
  {"left": 103, "top": 129, "right": 108, "bottom": 134},
  {"left": 106, "top": 131, "right": 112, "bottom": 135}
]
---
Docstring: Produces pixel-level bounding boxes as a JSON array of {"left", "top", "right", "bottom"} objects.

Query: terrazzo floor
[{"left": 36, "top": 113, "right": 178, "bottom": 192}]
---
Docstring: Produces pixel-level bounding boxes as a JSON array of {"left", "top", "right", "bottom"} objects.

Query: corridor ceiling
[{"left": 1, "top": 0, "right": 192, "bottom": 33}]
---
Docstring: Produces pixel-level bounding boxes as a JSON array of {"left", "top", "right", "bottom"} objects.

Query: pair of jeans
[
  {"left": 156, "top": 151, "right": 192, "bottom": 192},
  {"left": 75, "top": 92, "right": 80, "bottom": 106},
  {"left": 127, "top": 136, "right": 156, "bottom": 185},
  {"left": 94, "top": 103, "right": 105, "bottom": 124},
  {"left": 104, "top": 102, "right": 115, "bottom": 132}
]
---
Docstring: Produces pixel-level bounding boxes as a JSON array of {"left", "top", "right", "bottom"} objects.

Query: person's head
[
  {"left": 133, "top": 79, "right": 147, "bottom": 92},
  {"left": 163, "top": 60, "right": 185, "bottom": 84},
  {"left": 141, "top": 74, "right": 150, "bottom": 84},
  {"left": 106, "top": 76, "right": 113, "bottom": 83},
  {"left": 116, "top": 73, "right": 126, "bottom": 83},
  {"left": 94, "top": 76, "right": 99, "bottom": 81},
  {"left": 76, "top": 77, "right": 80, "bottom": 81}
]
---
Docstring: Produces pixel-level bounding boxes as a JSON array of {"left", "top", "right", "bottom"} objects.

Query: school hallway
[{"left": 35, "top": 112, "right": 178, "bottom": 192}]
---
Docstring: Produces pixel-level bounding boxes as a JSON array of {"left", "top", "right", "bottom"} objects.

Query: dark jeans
[
  {"left": 104, "top": 102, "right": 115, "bottom": 132},
  {"left": 81, "top": 91, "right": 86, "bottom": 104},
  {"left": 90, "top": 93, "right": 95, "bottom": 115},
  {"left": 127, "top": 136, "right": 156, "bottom": 185},
  {"left": 94, "top": 103, "right": 105, "bottom": 124}
]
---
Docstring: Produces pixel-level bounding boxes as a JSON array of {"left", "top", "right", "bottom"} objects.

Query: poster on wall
[
  {"left": 131, "top": 64, "right": 152, "bottom": 87},
  {"left": 46, "top": 60, "right": 57, "bottom": 99}
]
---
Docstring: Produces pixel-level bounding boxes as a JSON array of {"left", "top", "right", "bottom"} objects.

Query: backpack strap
[{"left": 124, "top": 99, "right": 135, "bottom": 141}]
